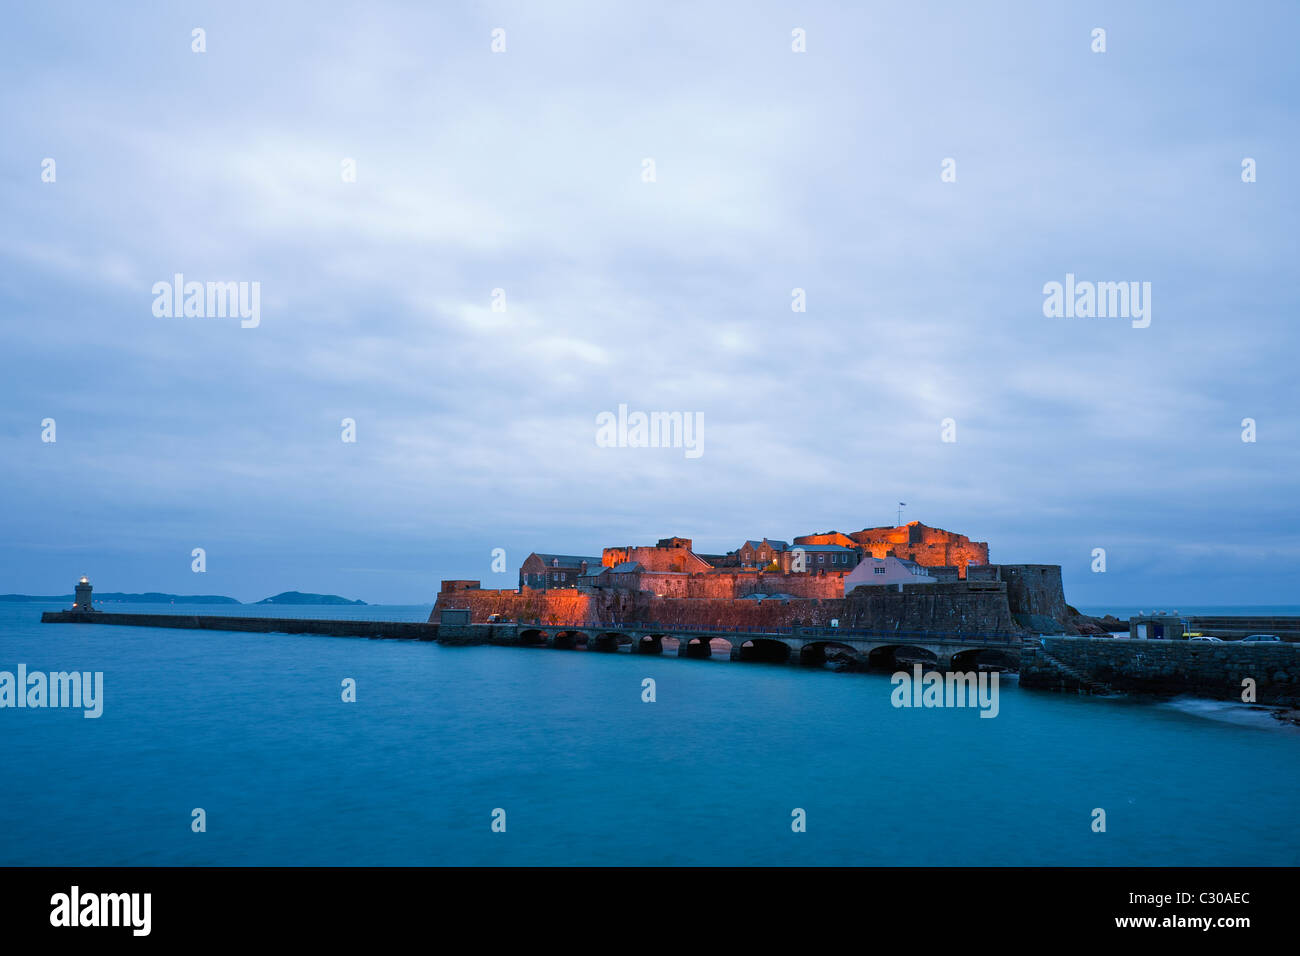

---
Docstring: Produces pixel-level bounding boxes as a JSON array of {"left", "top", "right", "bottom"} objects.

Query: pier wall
[
  {"left": 39, "top": 611, "right": 436, "bottom": 640},
  {"left": 1021, "top": 636, "right": 1300, "bottom": 705},
  {"left": 1186, "top": 616, "right": 1300, "bottom": 641}
]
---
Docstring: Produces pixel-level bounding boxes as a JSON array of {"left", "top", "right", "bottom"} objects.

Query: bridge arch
[
  {"left": 590, "top": 631, "right": 631, "bottom": 653},
  {"left": 679, "top": 635, "right": 717, "bottom": 659},
  {"left": 949, "top": 647, "right": 1018, "bottom": 673},
  {"left": 866, "top": 644, "right": 939, "bottom": 672},
  {"left": 518, "top": 628, "right": 549, "bottom": 647},
  {"left": 799, "top": 641, "right": 861, "bottom": 668},
  {"left": 550, "top": 629, "right": 588, "bottom": 650},
  {"left": 736, "top": 638, "right": 793, "bottom": 664},
  {"left": 634, "top": 633, "right": 670, "bottom": 655}
]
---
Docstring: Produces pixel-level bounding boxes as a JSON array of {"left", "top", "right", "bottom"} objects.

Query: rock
[{"left": 1070, "top": 613, "right": 1129, "bottom": 636}]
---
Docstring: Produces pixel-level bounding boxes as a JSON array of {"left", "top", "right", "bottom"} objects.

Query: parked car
[
  {"left": 1190, "top": 635, "right": 1223, "bottom": 642},
  {"left": 1242, "top": 634, "right": 1282, "bottom": 643}
]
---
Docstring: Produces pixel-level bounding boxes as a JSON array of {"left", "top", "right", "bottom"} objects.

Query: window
[
  {"left": 552, "top": 572, "right": 560, "bottom": 581},
  {"left": 818, "top": 554, "right": 824, "bottom": 564},
  {"left": 874, "top": 566, "right": 887, "bottom": 574}
]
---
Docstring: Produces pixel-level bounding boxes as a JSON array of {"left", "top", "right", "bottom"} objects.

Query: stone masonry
[{"left": 1020, "top": 636, "right": 1300, "bottom": 705}]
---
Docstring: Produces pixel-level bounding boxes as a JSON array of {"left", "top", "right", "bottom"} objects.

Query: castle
[
  {"left": 436, "top": 522, "right": 1077, "bottom": 636},
  {"left": 518, "top": 522, "right": 986, "bottom": 597}
]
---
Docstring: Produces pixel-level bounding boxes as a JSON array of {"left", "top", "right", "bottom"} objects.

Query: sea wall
[
  {"left": 428, "top": 586, "right": 839, "bottom": 628},
  {"left": 430, "top": 587, "right": 601, "bottom": 623},
  {"left": 39, "top": 611, "right": 436, "bottom": 640},
  {"left": 1021, "top": 636, "right": 1300, "bottom": 705},
  {"left": 434, "top": 579, "right": 1028, "bottom": 636}
]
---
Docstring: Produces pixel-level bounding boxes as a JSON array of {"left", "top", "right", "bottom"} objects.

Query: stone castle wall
[
  {"left": 995, "top": 565, "right": 1072, "bottom": 631},
  {"left": 848, "top": 523, "right": 989, "bottom": 577},
  {"left": 430, "top": 585, "right": 837, "bottom": 629},
  {"left": 792, "top": 531, "right": 858, "bottom": 548},
  {"left": 672, "top": 570, "right": 847, "bottom": 600},
  {"left": 433, "top": 576, "right": 1038, "bottom": 636},
  {"left": 601, "top": 544, "right": 709, "bottom": 572},
  {"left": 841, "top": 581, "right": 1020, "bottom": 633}
]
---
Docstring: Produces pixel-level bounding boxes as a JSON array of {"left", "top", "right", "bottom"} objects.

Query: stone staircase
[{"left": 1026, "top": 638, "right": 1112, "bottom": 695}]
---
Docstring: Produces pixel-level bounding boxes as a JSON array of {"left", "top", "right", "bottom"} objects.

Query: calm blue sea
[{"left": 2, "top": 603, "right": 1297, "bottom": 866}]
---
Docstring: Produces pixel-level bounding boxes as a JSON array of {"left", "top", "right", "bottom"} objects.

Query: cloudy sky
[{"left": 2, "top": 1, "right": 1296, "bottom": 607}]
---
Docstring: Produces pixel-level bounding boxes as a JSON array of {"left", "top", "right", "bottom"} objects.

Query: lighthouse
[{"left": 73, "top": 576, "right": 97, "bottom": 612}]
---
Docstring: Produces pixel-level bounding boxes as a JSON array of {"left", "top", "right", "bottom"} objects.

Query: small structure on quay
[
  {"left": 1128, "top": 611, "right": 1185, "bottom": 640},
  {"left": 72, "top": 576, "right": 98, "bottom": 612}
]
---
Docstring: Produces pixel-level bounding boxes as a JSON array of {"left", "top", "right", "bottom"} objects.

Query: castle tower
[{"left": 73, "top": 576, "right": 96, "bottom": 612}]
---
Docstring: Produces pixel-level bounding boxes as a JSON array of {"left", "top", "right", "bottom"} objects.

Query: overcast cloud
[{"left": 2, "top": 1, "right": 1297, "bottom": 606}]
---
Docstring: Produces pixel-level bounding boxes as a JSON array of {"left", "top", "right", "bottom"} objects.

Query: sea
[{"left": 1, "top": 602, "right": 1297, "bottom": 866}]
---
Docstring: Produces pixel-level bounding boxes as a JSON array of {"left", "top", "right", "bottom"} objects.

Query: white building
[{"left": 842, "top": 556, "right": 937, "bottom": 595}]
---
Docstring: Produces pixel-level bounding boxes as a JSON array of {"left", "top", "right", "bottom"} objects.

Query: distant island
[
  {"left": 0, "top": 592, "right": 241, "bottom": 604},
  {"left": 3, "top": 590, "right": 366, "bottom": 605},
  {"left": 255, "top": 591, "right": 367, "bottom": 606}
]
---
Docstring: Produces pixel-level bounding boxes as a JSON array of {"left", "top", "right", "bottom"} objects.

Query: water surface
[{"left": 2, "top": 603, "right": 1296, "bottom": 866}]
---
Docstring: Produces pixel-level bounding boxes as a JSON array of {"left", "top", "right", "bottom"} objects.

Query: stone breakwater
[
  {"left": 39, "top": 611, "right": 435, "bottom": 640},
  {"left": 1020, "top": 636, "right": 1300, "bottom": 706}
]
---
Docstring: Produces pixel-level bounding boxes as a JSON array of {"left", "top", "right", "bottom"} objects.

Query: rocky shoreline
[
  {"left": 1067, "top": 611, "right": 1129, "bottom": 636},
  {"left": 1270, "top": 706, "right": 1300, "bottom": 727}
]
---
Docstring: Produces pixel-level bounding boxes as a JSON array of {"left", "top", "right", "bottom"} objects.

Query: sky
[{"left": 1, "top": 1, "right": 1297, "bottom": 607}]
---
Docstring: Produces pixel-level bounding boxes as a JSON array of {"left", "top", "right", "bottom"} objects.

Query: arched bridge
[{"left": 479, "top": 622, "right": 1024, "bottom": 670}]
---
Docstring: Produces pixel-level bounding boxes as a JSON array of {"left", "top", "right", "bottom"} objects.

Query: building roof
[
  {"left": 533, "top": 553, "right": 600, "bottom": 569},
  {"left": 608, "top": 561, "right": 642, "bottom": 574},
  {"left": 743, "top": 539, "right": 790, "bottom": 550},
  {"left": 791, "top": 544, "right": 854, "bottom": 552}
]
